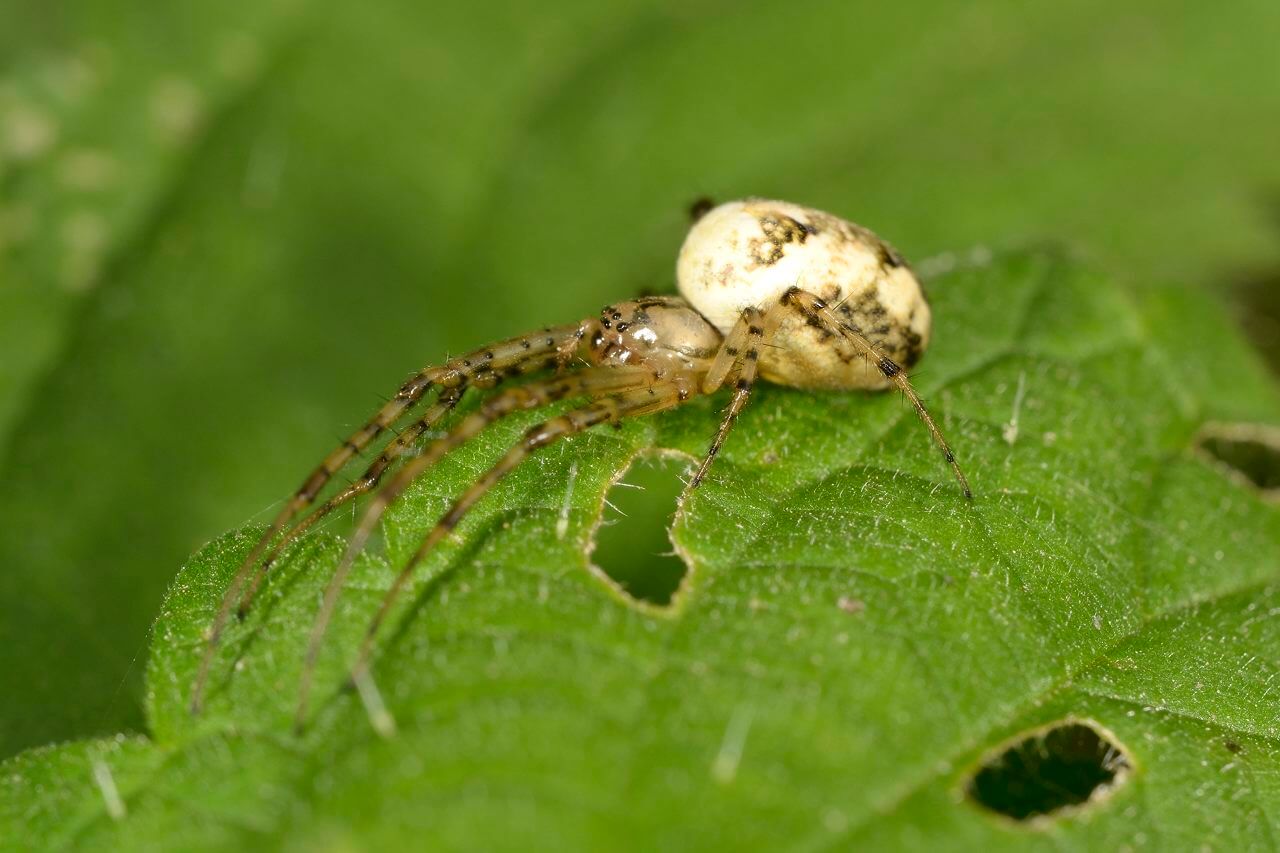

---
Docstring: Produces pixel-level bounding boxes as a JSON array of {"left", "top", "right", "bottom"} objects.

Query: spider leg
[
  {"left": 295, "top": 377, "right": 694, "bottom": 731},
  {"left": 191, "top": 322, "right": 586, "bottom": 714},
  {"left": 691, "top": 306, "right": 782, "bottom": 488},
  {"left": 781, "top": 286, "right": 972, "bottom": 499},
  {"left": 292, "top": 365, "right": 660, "bottom": 729},
  {"left": 235, "top": 386, "right": 467, "bottom": 619},
  {"left": 699, "top": 308, "right": 754, "bottom": 395}
]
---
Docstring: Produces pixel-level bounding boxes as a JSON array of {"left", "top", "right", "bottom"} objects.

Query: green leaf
[
  {"left": 4, "top": 0, "right": 1280, "bottom": 769},
  {"left": 4, "top": 251, "right": 1280, "bottom": 850}
]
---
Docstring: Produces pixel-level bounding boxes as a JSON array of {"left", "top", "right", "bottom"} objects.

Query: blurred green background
[{"left": 1, "top": 0, "right": 1278, "bottom": 759}]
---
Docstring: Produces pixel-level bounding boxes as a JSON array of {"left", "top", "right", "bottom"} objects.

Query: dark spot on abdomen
[
  {"left": 749, "top": 213, "right": 816, "bottom": 266},
  {"left": 901, "top": 329, "right": 924, "bottom": 368},
  {"left": 875, "top": 240, "right": 906, "bottom": 269},
  {"left": 689, "top": 196, "right": 715, "bottom": 221}
]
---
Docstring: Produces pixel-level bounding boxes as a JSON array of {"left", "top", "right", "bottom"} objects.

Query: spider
[{"left": 190, "top": 198, "right": 972, "bottom": 729}]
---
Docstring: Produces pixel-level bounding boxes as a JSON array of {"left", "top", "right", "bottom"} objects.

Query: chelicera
[{"left": 191, "top": 198, "right": 972, "bottom": 728}]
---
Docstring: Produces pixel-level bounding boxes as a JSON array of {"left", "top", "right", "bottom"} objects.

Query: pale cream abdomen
[{"left": 676, "top": 199, "right": 931, "bottom": 390}]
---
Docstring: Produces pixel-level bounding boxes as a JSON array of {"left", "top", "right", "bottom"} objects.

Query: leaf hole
[
  {"left": 588, "top": 451, "right": 694, "bottom": 609},
  {"left": 1195, "top": 421, "right": 1280, "bottom": 499},
  {"left": 965, "top": 719, "right": 1132, "bottom": 823}
]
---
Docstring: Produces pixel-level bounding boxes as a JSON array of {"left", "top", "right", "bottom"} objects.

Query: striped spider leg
[
  {"left": 779, "top": 287, "right": 971, "bottom": 498},
  {"left": 191, "top": 323, "right": 587, "bottom": 713},
  {"left": 232, "top": 387, "right": 465, "bottom": 617},
  {"left": 690, "top": 304, "right": 783, "bottom": 487},
  {"left": 692, "top": 287, "right": 970, "bottom": 496},
  {"left": 292, "top": 297, "right": 720, "bottom": 728}
]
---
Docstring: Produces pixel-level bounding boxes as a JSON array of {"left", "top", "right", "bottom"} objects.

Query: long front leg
[
  {"left": 304, "top": 378, "right": 695, "bottom": 732},
  {"left": 291, "top": 366, "right": 657, "bottom": 729},
  {"left": 244, "top": 325, "right": 583, "bottom": 586},
  {"left": 192, "top": 323, "right": 586, "bottom": 714},
  {"left": 235, "top": 386, "right": 466, "bottom": 619}
]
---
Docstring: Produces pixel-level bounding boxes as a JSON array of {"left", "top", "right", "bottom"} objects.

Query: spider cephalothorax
[{"left": 192, "top": 198, "right": 971, "bottom": 729}]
